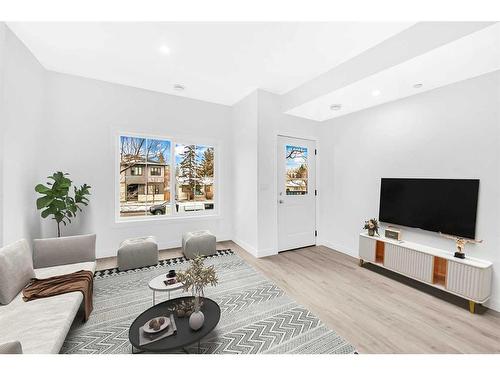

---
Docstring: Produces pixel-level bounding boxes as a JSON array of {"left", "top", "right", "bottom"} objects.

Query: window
[
  {"left": 150, "top": 166, "right": 162, "bottom": 176},
  {"left": 131, "top": 166, "right": 143, "bottom": 176},
  {"left": 148, "top": 184, "right": 161, "bottom": 195},
  {"left": 285, "top": 145, "right": 308, "bottom": 195},
  {"left": 119, "top": 135, "right": 215, "bottom": 219},
  {"left": 175, "top": 144, "right": 214, "bottom": 213}
]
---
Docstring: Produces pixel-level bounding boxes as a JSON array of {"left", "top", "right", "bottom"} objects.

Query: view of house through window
[
  {"left": 119, "top": 135, "right": 214, "bottom": 218},
  {"left": 175, "top": 144, "right": 215, "bottom": 212},
  {"left": 285, "top": 145, "right": 308, "bottom": 195}
]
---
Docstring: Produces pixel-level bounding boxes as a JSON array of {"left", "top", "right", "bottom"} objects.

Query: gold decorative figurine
[{"left": 440, "top": 233, "right": 483, "bottom": 259}]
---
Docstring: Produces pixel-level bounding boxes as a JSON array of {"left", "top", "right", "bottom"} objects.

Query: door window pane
[{"left": 285, "top": 145, "right": 308, "bottom": 195}]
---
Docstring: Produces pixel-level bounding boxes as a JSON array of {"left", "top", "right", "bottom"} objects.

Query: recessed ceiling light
[
  {"left": 330, "top": 104, "right": 342, "bottom": 111},
  {"left": 371, "top": 89, "right": 381, "bottom": 97},
  {"left": 173, "top": 84, "right": 185, "bottom": 91},
  {"left": 413, "top": 83, "right": 424, "bottom": 89},
  {"left": 159, "top": 45, "right": 170, "bottom": 55}
]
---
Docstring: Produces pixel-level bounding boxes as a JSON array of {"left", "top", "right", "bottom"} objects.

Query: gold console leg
[
  {"left": 469, "top": 300, "right": 476, "bottom": 314},
  {"left": 359, "top": 259, "right": 364, "bottom": 266}
]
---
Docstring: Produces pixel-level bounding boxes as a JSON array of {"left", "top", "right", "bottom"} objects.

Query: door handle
[{"left": 279, "top": 200, "right": 284, "bottom": 204}]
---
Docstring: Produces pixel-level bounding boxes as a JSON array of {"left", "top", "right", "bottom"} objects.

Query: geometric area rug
[{"left": 61, "top": 250, "right": 357, "bottom": 354}]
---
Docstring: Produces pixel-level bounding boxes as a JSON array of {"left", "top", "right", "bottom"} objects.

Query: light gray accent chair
[
  {"left": 0, "top": 234, "right": 96, "bottom": 354},
  {"left": 0, "top": 341, "right": 23, "bottom": 354},
  {"left": 117, "top": 236, "right": 159, "bottom": 271},
  {"left": 182, "top": 230, "right": 216, "bottom": 259}
]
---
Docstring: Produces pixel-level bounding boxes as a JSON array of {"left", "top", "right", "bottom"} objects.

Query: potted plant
[
  {"left": 363, "top": 218, "right": 379, "bottom": 236},
  {"left": 35, "top": 172, "right": 91, "bottom": 237},
  {"left": 176, "top": 256, "right": 218, "bottom": 330}
]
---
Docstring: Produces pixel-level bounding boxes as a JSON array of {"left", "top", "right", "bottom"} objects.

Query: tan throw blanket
[{"left": 22, "top": 270, "right": 94, "bottom": 321}]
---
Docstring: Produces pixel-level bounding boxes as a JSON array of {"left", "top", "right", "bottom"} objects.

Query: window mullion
[
  {"left": 171, "top": 139, "right": 176, "bottom": 216},
  {"left": 144, "top": 138, "right": 149, "bottom": 216}
]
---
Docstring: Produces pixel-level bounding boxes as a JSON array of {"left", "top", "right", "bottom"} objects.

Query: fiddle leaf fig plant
[{"left": 35, "top": 172, "right": 91, "bottom": 237}]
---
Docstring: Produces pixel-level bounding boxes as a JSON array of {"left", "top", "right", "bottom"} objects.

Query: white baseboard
[
  {"left": 158, "top": 236, "right": 232, "bottom": 252},
  {"left": 317, "top": 239, "right": 358, "bottom": 258},
  {"left": 224, "top": 239, "right": 277, "bottom": 258},
  {"left": 257, "top": 247, "right": 278, "bottom": 258},
  {"left": 157, "top": 240, "right": 182, "bottom": 250},
  {"left": 484, "top": 299, "right": 500, "bottom": 312},
  {"left": 231, "top": 237, "right": 258, "bottom": 257}
]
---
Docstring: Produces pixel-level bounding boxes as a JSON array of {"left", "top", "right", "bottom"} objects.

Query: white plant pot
[{"left": 189, "top": 310, "right": 205, "bottom": 331}]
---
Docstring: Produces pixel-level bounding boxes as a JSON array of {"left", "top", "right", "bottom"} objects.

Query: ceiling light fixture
[
  {"left": 413, "top": 83, "right": 424, "bottom": 89},
  {"left": 159, "top": 45, "right": 170, "bottom": 55},
  {"left": 371, "top": 89, "right": 381, "bottom": 97},
  {"left": 330, "top": 104, "right": 342, "bottom": 111},
  {"left": 173, "top": 84, "right": 185, "bottom": 91}
]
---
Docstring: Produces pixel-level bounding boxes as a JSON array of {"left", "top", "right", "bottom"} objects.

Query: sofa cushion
[
  {"left": 0, "top": 239, "right": 35, "bottom": 305},
  {"left": 33, "top": 234, "right": 96, "bottom": 268},
  {"left": 0, "top": 261, "right": 95, "bottom": 354}
]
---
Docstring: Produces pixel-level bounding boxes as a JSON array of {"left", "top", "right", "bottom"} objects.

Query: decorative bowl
[{"left": 143, "top": 316, "right": 170, "bottom": 334}]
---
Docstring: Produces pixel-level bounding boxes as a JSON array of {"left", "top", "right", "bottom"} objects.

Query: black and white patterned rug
[{"left": 61, "top": 250, "right": 356, "bottom": 354}]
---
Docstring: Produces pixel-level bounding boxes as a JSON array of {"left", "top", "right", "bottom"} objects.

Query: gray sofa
[{"left": 0, "top": 234, "right": 96, "bottom": 354}]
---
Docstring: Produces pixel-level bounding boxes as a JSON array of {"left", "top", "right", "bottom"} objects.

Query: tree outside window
[{"left": 175, "top": 144, "right": 214, "bottom": 212}]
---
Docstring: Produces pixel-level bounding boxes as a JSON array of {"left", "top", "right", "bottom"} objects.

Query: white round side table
[{"left": 148, "top": 274, "right": 184, "bottom": 305}]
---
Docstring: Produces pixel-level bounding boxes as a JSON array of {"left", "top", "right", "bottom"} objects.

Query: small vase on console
[{"left": 363, "top": 218, "right": 379, "bottom": 237}]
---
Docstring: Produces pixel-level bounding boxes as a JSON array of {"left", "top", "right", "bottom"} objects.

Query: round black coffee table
[{"left": 129, "top": 296, "right": 220, "bottom": 353}]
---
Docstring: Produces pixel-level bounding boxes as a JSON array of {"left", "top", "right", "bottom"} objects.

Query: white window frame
[{"left": 115, "top": 131, "right": 219, "bottom": 223}]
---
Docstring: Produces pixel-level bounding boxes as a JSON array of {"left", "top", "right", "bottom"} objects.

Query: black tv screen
[{"left": 379, "top": 178, "right": 479, "bottom": 239}]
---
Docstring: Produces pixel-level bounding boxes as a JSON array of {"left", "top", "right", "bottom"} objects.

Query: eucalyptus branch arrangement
[
  {"left": 176, "top": 256, "right": 218, "bottom": 312},
  {"left": 35, "top": 172, "right": 91, "bottom": 237}
]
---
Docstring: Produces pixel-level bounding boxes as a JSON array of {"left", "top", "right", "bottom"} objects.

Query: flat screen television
[{"left": 379, "top": 178, "right": 479, "bottom": 239}]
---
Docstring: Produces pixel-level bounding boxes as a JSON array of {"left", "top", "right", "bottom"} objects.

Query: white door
[{"left": 277, "top": 136, "right": 316, "bottom": 252}]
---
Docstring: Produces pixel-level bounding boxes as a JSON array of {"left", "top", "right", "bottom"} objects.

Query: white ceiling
[
  {"left": 7, "top": 22, "right": 413, "bottom": 106},
  {"left": 287, "top": 23, "right": 500, "bottom": 121}
]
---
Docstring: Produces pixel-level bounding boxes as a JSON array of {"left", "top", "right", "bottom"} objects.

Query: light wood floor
[{"left": 97, "top": 241, "right": 500, "bottom": 354}]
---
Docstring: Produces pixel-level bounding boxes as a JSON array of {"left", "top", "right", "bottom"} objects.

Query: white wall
[
  {"left": 39, "top": 71, "right": 233, "bottom": 258},
  {"left": 0, "top": 25, "right": 46, "bottom": 245},
  {"left": 231, "top": 91, "right": 259, "bottom": 255},
  {"left": 256, "top": 90, "right": 319, "bottom": 256},
  {"left": 318, "top": 71, "right": 500, "bottom": 311},
  {"left": 0, "top": 23, "right": 6, "bottom": 246},
  {"left": 230, "top": 89, "right": 320, "bottom": 258}
]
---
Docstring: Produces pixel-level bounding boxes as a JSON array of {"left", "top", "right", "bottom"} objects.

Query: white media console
[{"left": 358, "top": 233, "right": 493, "bottom": 313}]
